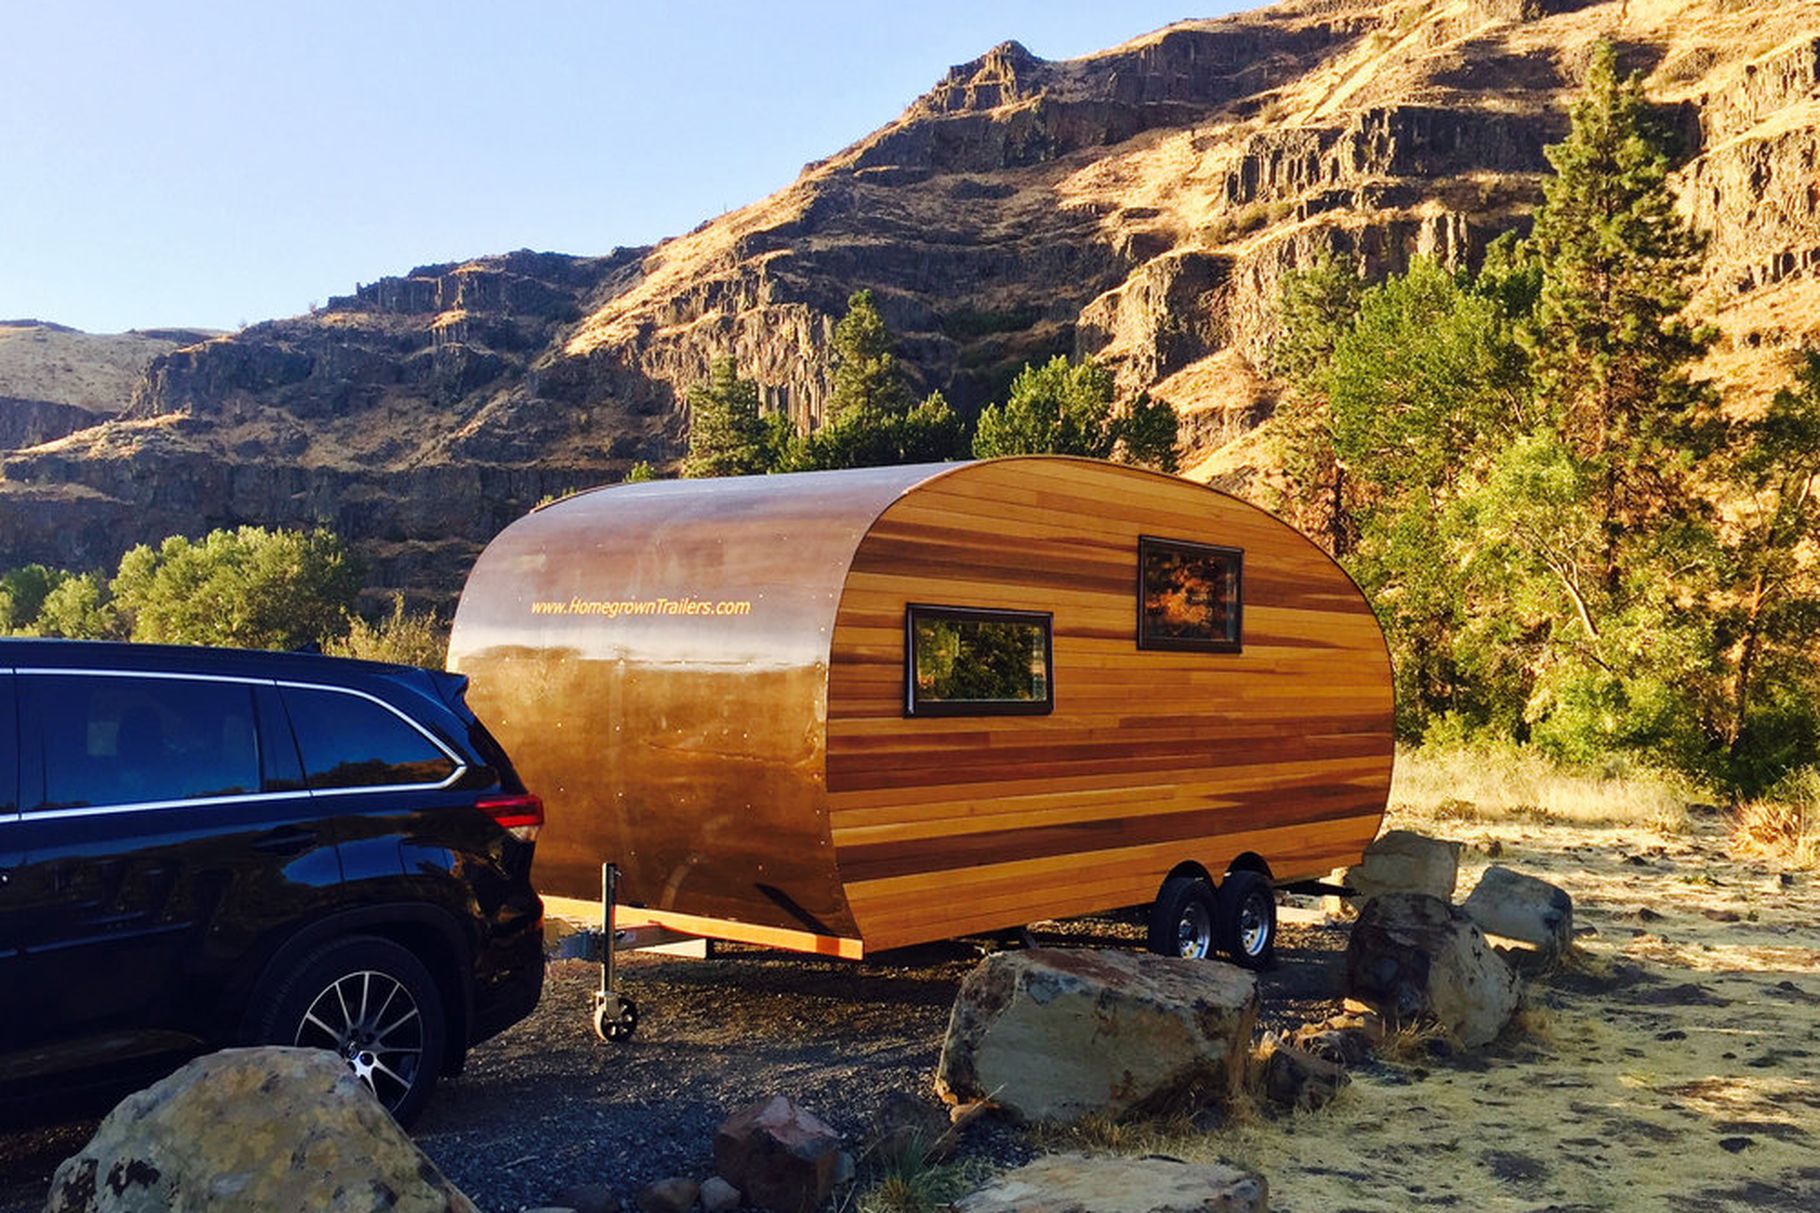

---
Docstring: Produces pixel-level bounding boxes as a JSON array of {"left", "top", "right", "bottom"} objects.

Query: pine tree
[
  {"left": 1268, "top": 251, "right": 1366, "bottom": 555},
  {"left": 784, "top": 290, "right": 966, "bottom": 470},
  {"left": 1526, "top": 40, "right": 1714, "bottom": 592},
  {"left": 682, "top": 358, "right": 772, "bottom": 478},
  {"left": 827, "top": 289, "right": 913, "bottom": 425}
]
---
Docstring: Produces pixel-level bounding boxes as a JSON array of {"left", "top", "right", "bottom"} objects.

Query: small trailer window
[
  {"left": 1138, "top": 536, "right": 1243, "bottom": 653},
  {"left": 906, "top": 605, "right": 1054, "bottom": 717}
]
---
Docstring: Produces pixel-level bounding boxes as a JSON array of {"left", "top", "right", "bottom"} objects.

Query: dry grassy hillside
[{"left": 2, "top": 0, "right": 1816, "bottom": 596}]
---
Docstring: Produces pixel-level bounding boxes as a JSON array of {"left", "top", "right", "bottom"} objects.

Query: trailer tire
[
  {"left": 1216, "top": 870, "right": 1276, "bottom": 969},
  {"left": 1147, "top": 875, "right": 1218, "bottom": 959}
]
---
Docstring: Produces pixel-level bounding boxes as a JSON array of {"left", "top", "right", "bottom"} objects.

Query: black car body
[{"left": 0, "top": 640, "right": 543, "bottom": 1122}]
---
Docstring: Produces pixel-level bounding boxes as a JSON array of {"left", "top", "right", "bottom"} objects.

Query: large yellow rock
[
  {"left": 44, "top": 1048, "right": 476, "bottom": 1213},
  {"left": 935, "top": 948, "right": 1257, "bottom": 1124}
]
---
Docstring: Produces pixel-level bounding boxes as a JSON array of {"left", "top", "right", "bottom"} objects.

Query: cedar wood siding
[{"left": 825, "top": 458, "right": 1393, "bottom": 951}]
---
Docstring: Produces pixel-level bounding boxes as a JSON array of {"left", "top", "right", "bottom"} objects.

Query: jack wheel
[{"left": 592, "top": 993, "right": 639, "bottom": 1043}]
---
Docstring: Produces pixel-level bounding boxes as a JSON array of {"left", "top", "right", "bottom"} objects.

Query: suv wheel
[{"left": 251, "top": 935, "right": 446, "bottom": 1124}]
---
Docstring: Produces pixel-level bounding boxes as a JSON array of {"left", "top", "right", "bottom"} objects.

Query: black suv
[{"left": 0, "top": 640, "right": 544, "bottom": 1123}]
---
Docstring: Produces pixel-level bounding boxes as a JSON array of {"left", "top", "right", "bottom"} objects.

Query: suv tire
[{"left": 249, "top": 935, "right": 447, "bottom": 1124}]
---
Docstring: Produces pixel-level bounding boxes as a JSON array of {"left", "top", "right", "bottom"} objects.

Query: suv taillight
[{"left": 476, "top": 793, "right": 544, "bottom": 842}]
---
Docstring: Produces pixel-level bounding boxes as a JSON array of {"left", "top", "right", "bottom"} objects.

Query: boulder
[
  {"left": 636, "top": 1177, "right": 699, "bottom": 1213},
  {"left": 868, "top": 1090, "right": 952, "bottom": 1164},
  {"left": 935, "top": 948, "right": 1257, "bottom": 1124},
  {"left": 712, "top": 1096, "right": 843, "bottom": 1213},
  {"left": 1345, "top": 893, "right": 1520, "bottom": 1048},
  {"left": 1341, "top": 830, "right": 1461, "bottom": 904},
  {"left": 43, "top": 1047, "right": 477, "bottom": 1213},
  {"left": 699, "top": 1177, "right": 741, "bottom": 1213},
  {"left": 1463, "top": 865, "right": 1574, "bottom": 954},
  {"left": 1257, "top": 1036, "right": 1348, "bottom": 1112},
  {"left": 953, "top": 1153, "right": 1267, "bottom": 1213}
]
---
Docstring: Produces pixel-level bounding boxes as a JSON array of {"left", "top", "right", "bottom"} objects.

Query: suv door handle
[{"left": 252, "top": 827, "right": 317, "bottom": 857}]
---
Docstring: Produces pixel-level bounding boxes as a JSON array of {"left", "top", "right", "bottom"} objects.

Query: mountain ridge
[{"left": 3, "top": 0, "right": 1817, "bottom": 599}]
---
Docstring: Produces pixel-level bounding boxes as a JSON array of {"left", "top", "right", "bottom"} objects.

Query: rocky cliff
[{"left": 4, "top": 0, "right": 1817, "bottom": 599}]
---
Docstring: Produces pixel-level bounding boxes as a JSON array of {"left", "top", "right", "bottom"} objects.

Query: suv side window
[
  {"left": 280, "top": 686, "right": 458, "bottom": 790},
  {"left": 26, "top": 674, "right": 261, "bottom": 810}
]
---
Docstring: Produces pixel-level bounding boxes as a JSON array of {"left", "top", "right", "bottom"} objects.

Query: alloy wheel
[{"left": 293, "top": 969, "right": 425, "bottom": 1112}]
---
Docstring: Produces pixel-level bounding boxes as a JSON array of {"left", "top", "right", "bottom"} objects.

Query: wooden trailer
[{"left": 448, "top": 456, "right": 1393, "bottom": 995}]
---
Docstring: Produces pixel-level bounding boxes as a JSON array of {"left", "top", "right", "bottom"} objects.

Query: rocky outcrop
[
  {"left": 1699, "top": 35, "right": 1820, "bottom": 145},
  {"left": 44, "top": 1047, "right": 476, "bottom": 1213},
  {"left": 954, "top": 1154, "right": 1268, "bottom": 1213},
  {"left": 935, "top": 948, "right": 1258, "bottom": 1123},
  {"left": 0, "top": 396, "right": 100, "bottom": 449},
  {"left": 1345, "top": 892, "right": 1520, "bottom": 1048}
]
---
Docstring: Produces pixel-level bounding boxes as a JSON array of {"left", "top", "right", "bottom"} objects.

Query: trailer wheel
[
  {"left": 592, "top": 991, "right": 639, "bottom": 1043},
  {"left": 1147, "top": 875, "right": 1218, "bottom": 959},
  {"left": 1216, "top": 870, "right": 1276, "bottom": 970}
]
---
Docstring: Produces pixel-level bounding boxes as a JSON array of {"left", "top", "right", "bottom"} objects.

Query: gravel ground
[{"left": 0, "top": 910, "right": 1348, "bottom": 1213}]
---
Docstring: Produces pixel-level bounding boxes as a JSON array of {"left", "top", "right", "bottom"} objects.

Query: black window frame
[
  {"left": 904, "top": 603, "right": 1055, "bottom": 718},
  {"left": 1136, "top": 535, "right": 1244, "bottom": 654}
]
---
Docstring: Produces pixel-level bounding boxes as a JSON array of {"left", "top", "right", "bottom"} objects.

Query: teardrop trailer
[{"left": 446, "top": 456, "right": 1394, "bottom": 1039}]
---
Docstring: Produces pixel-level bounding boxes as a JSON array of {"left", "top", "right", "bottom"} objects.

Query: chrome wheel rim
[
  {"left": 293, "top": 970, "right": 423, "bottom": 1111},
  {"left": 1238, "top": 893, "right": 1271, "bottom": 957},
  {"left": 1176, "top": 900, "right": 1212, "bottom": 959}
]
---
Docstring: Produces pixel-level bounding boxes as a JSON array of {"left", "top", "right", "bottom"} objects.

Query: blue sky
[{"left": 1, "top": 2, "right": 1241, "bottom": 333}]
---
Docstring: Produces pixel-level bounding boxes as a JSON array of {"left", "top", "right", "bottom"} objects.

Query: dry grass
[
  {"left": 1389, "top": 745, "right": 1698, "bottom": 833},
  {"left": 1732, "top": 769, "right": 1820, "bottom": 869}
]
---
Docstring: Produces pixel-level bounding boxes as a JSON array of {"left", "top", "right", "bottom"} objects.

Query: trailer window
[
  {"left": 907, "top": 605, "right": 1053, "bottom": 717},
  {"left": 1138, "top": 536, "right": 1242, "bottom": 653}
]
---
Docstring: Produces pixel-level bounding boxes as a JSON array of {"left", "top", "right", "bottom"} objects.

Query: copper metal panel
[{"left": 447, "top": 464, "right": 954, "bottom": 938}]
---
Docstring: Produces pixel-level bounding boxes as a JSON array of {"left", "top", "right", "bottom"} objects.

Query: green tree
[
  {"left": 623, "top": 461, "right": 656, "bottom": 483},
  {"left": 1708, "top": 350, "right": 1820, "bottom": 791},
  {"left": 32, "top": 573, "right": 120, "bottom": 639},
  {"left": 111, "top": 526, "right": 361, "bottom": 650},
  {"left": 682, "top": 358, "right": 773, "bottom": 478},
  {"left": 1321, "top": 260, "right": 1534, "bottom": 735},
  {"left": 783, "top": 290, "right": 967, "bottom": 471},
  {"left": 971, "top": 356, "right": 1180, "bottom": 471},
  {"left": 1526, "top": 40, "right": 1714, "bottom": 594},
  {"left": 826, "top": 289, "right": 914, "bottom": 425},
  {"left": 1267, "top": 252, "right": 1366, "bottom": 554},
  {"left": 325, "top": 593, "right": 449, "bottom": 667},
  {"left": 1330, "top": 259, "right": 1529, "bottom": 501},
  {"left": 1118, "top": 392, "right": 1181, "bottom": 473},
  {"left": 0, "top": 564, "right": 69, "bottom": 632}
]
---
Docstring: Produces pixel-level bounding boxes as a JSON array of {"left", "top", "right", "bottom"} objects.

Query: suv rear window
[
  {"left": 28, "top": 674, "right": 260, "bottom": 810},
  {"left": 281, "top": 686, "right": 458, "bottom": 790}
]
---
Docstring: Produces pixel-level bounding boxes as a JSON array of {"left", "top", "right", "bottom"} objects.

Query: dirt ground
[{"left": 1, "top": 805, "right": 1815, "bottom": 1212}]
